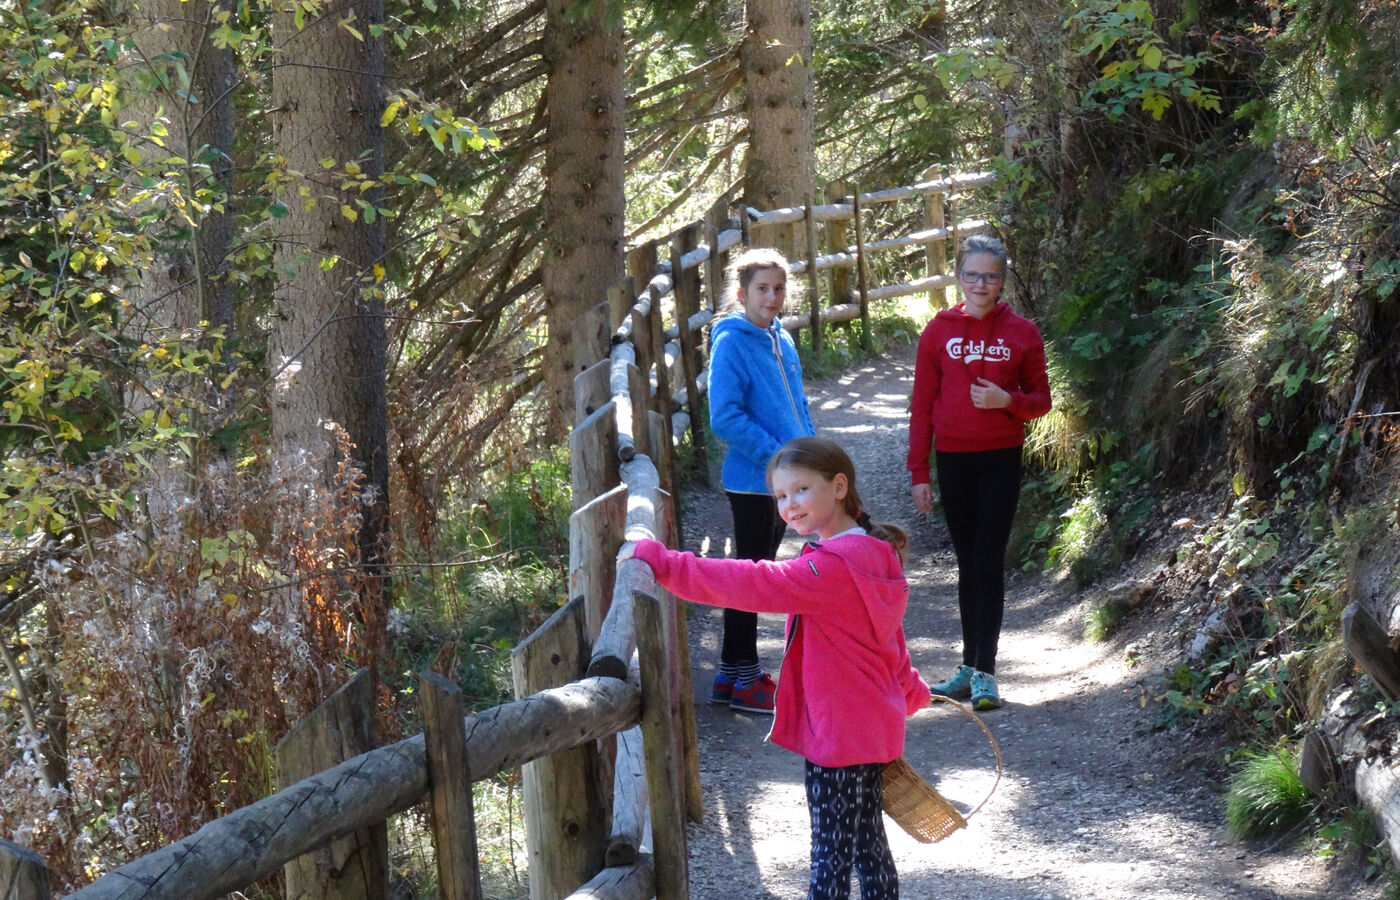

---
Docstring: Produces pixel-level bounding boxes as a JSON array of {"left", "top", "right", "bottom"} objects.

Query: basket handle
[{"left": 927, "top": 694, "right": 1004, "bottom": 819}]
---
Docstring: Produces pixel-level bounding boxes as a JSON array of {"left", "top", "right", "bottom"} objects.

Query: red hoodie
[
  {"left": 632, "top": 533, "right": 930, "bottom": 767},
  {"left": 907, "top": 300, "right": 1051, "bottom": 484}
]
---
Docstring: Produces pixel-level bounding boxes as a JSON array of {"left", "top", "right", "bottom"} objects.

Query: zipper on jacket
[{"left": 770, "top": 325, "right": 804, "bottom": 428}]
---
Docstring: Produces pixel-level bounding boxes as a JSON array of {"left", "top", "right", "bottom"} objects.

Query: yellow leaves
[
  {"left": 381, "top": 99, "right": 401, "bottom": 127},
  {"left": 372, "top": 263, "right": 385, "bottom": 284},
  {"left": 341, "top": 203, "right": 357, "bottom": 221}
]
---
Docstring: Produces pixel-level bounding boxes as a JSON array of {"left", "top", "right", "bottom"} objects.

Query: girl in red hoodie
[
  {"left": 623, "top": 436, "right": 930, "bottom": 900},
  {"left": 907, "top": 234, "right": 1051, "bottom": 711}
]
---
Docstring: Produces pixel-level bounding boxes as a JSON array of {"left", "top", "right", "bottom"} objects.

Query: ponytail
[{"left": 857, "top": 510, "right": 909, "bottom": 565}]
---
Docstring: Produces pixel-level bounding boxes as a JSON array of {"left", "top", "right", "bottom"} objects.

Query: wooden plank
[
  {"left": 703, "top": 202, "right": 727, "bottom": 316},
  {"left": 647, "top": 282, "right": 671, "bottom": 419},
  {"left": 652, "top": 492, "right": 701, "bottom": 824},
  {"left": 0, "top": 839, "right": 50, "bottom": 900},
  {"left": 851, "top": 182, "right": 872, "bottom": 352},
  {"left": 277, "top": 668, "right": 388, "bottom": 900},
  {"left": 562, "top": 854, "right": 654, "bottom": 900},
  {"left": 419, "top": 673, "right": 483, "bottom": 900},
  {"left": 743, "top": 170, "right": 997, "bottom": 228},
  {"left": 70, "top": 679, "right": 641, "bottom": 900},
  {"left": 633, "top": 590, "right": 689, "bottom": 900},
  {"left": 512, "top": 597, "right": 606, "bottom": 900},
  {"left": 648, "top": 410, "right": 674, "bottom": 498},
  {"left": 1342, "top": 601, "right": 1400, "bottom": 700},
  {"left": 570, "top": 484, "right": 628, "bottom": 641},
  {"left": 570, "top": 401, "right": 621, "bottom": 511},
  {"left": 804, "top": 192, "right": 822, "bottom": 353}
]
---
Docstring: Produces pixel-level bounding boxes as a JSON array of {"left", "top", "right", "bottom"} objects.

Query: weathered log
[
  {"left": 1342, "top": 601, "right": 1400, "bottom": 700},
  {"left": 276, "top": 668, "right": 388, "bottom": 900},
  {"left": 743, "top": 171, "right": 996, "bottom": 227},
  {"left": 803, "top": 192, "right": 823, "bottom": 353},
  {"left": 787, "top": 217, "right": 990, "bottom": 277},
  {"left": 562, "top": 854, "right": 654, "bottom": 900},
  {"left": 605, "top": 724, "right": 647, "bottom": 866},
  {"left": 419, "top": 672, "right": 483, "bottom": 900},
  {"left": 1357, "top": 754, "right": 1400, "bottom": 866},
  {"left": 0, "top": 839, "right": 50, "bottom": 900},
  {"left": 68, "top": 678, "right": 641, "bottom": 900},
  {"left": 671, "top": 227, "right": 708, "bottom": 477},
  {"left": 608, "top": 345, "right": 647, "bottom": 461},
  {"left": 570, "top": 484, "right": 627, "bottom": 640},
  {"left": 633, "top": 590, "right": 690, "bottom": 900},
  {"left": 648, "top": 410, "right": 674, "bottom": 498},
  {"left": 588, "top": 457, "right": 665, "bottom": 677},
  {"left": 513, "top": 598, "right": 606, "bottom": 900}
]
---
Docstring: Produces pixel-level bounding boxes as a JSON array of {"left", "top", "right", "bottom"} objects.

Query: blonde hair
[
  {"left": 719, "top": 246, "right": 803, "bottom": 315},
  {"left": 766, "top": 436, "right": 910, "bottom": 563}
]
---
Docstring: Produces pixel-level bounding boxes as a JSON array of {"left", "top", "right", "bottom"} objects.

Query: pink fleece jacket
[{"left": 632, "top": 533, "right": 931, "bottom": 767}]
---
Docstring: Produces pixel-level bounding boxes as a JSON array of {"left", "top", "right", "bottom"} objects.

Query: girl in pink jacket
[{"left": 623, "top": 436, "right": 931, "bottom": 900}]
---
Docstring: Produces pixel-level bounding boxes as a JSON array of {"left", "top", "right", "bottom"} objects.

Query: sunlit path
[{"left": 677, "top": 343, "right": 1375, "bottom": 900}]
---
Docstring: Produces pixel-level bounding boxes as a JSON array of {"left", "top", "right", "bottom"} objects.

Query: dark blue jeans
[
  {"left": 935, "top": 446, "right": 1023, "bottom": 675},
  {"left": 806, "top": 761, "right": 898, "bottom": 900}
]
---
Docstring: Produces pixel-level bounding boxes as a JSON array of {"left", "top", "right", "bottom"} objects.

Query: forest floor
[{"left": 672, "top": 342, "right": 1383, "bottom": 900}]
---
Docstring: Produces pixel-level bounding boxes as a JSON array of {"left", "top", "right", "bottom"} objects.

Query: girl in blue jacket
[{"left": 707, "top": 247, "right": 817, "bottom": 712}]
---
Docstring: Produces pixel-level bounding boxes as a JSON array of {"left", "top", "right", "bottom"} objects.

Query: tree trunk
[
  {"left": 540, "top": 0, "right": 626, "bottom": 437},
  {"left": 269, "top": 0, "right": 391, "bottom": 655},
  {"left": 740, "top": 0, "right": 815, "bottom": 240}
]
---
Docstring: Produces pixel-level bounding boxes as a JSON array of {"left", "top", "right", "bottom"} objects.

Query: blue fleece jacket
[{"left": 708, "top": 311, "right": 816, "bottom": 493}]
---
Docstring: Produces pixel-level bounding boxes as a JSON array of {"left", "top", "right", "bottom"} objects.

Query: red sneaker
[{"left": 729, "top": 673, "right": 777, "bottom": 714}]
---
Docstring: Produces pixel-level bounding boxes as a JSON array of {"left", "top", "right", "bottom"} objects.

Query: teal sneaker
[
  {"left": 970, "top": 670, "right": 1003, "bottom": 711},
  {"left": 930, "top": 665, "right": 974, "bottom": 700}
]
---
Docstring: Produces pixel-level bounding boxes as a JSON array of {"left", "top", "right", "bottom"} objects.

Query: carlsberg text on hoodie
[
  {"left": 907, "top": 300, "right": 1052, "bottom": 485},
  {"left": 708, "top": 312, "right": 817, "bottom": 494}
]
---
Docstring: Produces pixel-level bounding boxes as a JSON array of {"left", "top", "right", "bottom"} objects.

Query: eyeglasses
[{"left": 958, "top": 270, "right": 1005, "bottom": 285}]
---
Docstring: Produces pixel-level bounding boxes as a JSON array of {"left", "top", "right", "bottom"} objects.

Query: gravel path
[{"left": 675, "top": 342, "right": 1378, "bottom": 900}]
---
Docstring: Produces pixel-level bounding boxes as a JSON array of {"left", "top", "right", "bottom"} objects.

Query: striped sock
[
  {"left": 718, "top": 662, "right": 740, "bottom": 683},
  {"left": 733, "top": 661, "right": 762, "bottom": 688}
]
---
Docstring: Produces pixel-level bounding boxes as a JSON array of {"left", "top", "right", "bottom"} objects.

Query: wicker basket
[
  {"left": 881, "top": 756, "right": 966, "bottom": 843},
  {"left": 883, "top": 695, "right": 1004, "bottom": 843}
]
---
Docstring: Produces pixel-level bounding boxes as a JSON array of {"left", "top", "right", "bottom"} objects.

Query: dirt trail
[{"left": 675, "top": 343, "right": 1377, "bottom": 900}]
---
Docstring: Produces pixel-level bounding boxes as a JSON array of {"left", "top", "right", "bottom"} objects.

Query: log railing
[{"left": 5, "top": 166, "right": 999, "bottom": 900}]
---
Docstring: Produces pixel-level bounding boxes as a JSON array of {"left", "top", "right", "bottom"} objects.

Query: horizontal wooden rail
[{"left": 67, "top": 678, "right": 641, "bottom": 900}]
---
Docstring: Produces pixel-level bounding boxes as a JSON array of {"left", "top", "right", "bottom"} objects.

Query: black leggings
[
  {"left": 935, "top": 446, "right": 1023, "bottom": 675},
  {"left": 722, "top": 491, "right": 786, "bottom": 664}
]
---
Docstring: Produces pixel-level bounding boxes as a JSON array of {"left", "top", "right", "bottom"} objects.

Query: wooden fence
[{"left": 2, "top": 169, "right": 997, "bottom": 900}]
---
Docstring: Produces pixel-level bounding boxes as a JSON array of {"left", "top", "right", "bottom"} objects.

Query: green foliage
[
  {"left": 796, "top": 306, "right": 921, "bottom": 381},
  {"left": 1084, "top": 599, "right": 1126, "bottom": 642},
  {"left": 1224, "top": 745, "right": 1311, "bottom": 840},
  {"left": 1258, "top": 0, "right": 1400, "bottom": 151},
  {"left": 1069, "top": 0, "right": 1223, "bottom": 120}
]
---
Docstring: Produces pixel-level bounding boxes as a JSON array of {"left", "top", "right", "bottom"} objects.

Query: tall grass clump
[{"left": 1225, "top": 746, "right": 1312, "bottom": 840}]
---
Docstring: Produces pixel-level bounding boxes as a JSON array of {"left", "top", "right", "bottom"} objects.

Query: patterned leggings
[{"left": 805, "top": 761, "right": 898, "bottom": 900}]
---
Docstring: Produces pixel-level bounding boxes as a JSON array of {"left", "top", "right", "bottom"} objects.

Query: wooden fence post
[
  {"left": 570, "top": 401, "right": 622, "bottom": 511},
  {"left": 277, "top": 668, "right": 388, "bottom": 900},
  {"left": 851, "top": 182, "right": 872, "bottom": 351},
  {"left": 704, "top": 201, "right": 727, "bottom": 316},
  {"left": 573, "top": 300, "right": 612, "bottom": 378},
  {"left": 1342, "top": 602, "right": 1400, "bottom": 700},
  {"left": 670, "top": 225, "right": 709, "bottom": 479},
  {"left": 921, "top": 165, "right": 948, "bottom": 311},
  {"left": 0, "top": 839, "right": 50, "bottom": 900},
  {"left": 633, "top": 589, "right": 690, "bottom": 900},
  {"left": 804, "top": 192, "right": 822, "bottom": 353},
  {"left": 418, "top": 672, "right": 483, "bottom": 900},
  {"left": 825, "top": 181, "right": 850, "bottom": 304},
  {"left": 511, "top": 597, "right": 607, "bottom": 900},
  {"left": 569, "top": 483, "right": 627, "bottom": 640}
]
